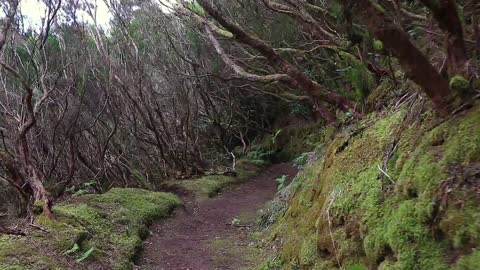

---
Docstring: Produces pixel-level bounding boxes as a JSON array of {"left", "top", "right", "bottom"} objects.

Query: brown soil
[{"left": 135, "top": 163, "right": 297, "bottom": 270}]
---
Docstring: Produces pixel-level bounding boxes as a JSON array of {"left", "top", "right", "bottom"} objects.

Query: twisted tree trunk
[
  {"left": 197, "top": 0, "right": 359, "bottom": 122},
  {"left": 419, "top": 0, "right": 468, "bottom": 74},
  {"left": 341, "top": 0, "right": 453, "bottom": 116}
]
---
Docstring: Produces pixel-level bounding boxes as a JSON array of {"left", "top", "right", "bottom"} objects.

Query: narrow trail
[{"left": 135, "top": 163, "right": 297, "bottom": 270}]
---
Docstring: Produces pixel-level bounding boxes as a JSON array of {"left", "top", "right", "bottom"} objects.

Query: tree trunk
[
  {"left": 419, "top": 0, "right": 468, "bottom": 74},
  {"left": 15, "top": 82, "right": 55, "bottom": 220},
  {"left": 197, "top": 0, "right": 358, "bottom": 118},
  {"left": 0, "top": 0, "right": 19, "bottom": 51},
  {"left": 473, "top": 0, "right": 480, "bottom": 57},
  {"left": 341, "top": 0, "right": 452, "bottom": 116},
  {"left": 29, "top": 166, "right": 55, "bottom": 219},
  {"left": 18, "top": 138, "right": 55, "bottom": 220},
  {"left": 204, "top": 24, "right": 338, "bottom": 122}
]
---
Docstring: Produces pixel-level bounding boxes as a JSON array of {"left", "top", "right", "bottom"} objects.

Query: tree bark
[
  {"left": 341, "top": 0, "right": 452, "bottom": 116},
  {"left": 473, "top": 0, "right": 480, "bottom": 57},
  {"left": 0, "top": 0, "right": 19, "bottom": 51},
  {"left": 4, "top": 63, "right": 56, "bottom": 219},
  {"left": 197, "top": 0, "right": 358, "bottom": 118},
  {"left": 204, "top": 24, "right": 337, "bottom": 122},
  {"left": 419, "top": 0, "right": 468, "bottom": 74}
]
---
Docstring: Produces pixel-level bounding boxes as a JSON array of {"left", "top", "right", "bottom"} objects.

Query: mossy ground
[
  {"left": 172, "top": 124, "right": 328, "bottom": 200},
  {"left": 0, "top": 188, "right": 180, "bottom": 270},
  {"left": 209, "top": 210, "right": 270, "bottom": 270},
  {"left": 169, "top": 158, "right": 263, "bottom": 198},
  {"left": 209, "top": 234, "right": 264, "bottom": 269},
  {"left": 260, "top": 103, "right": 480, "bottom": 269}
]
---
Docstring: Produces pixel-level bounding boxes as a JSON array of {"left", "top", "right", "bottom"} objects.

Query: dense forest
[{"left": 0, "top": 0, "right": 479, "bottom": 269}]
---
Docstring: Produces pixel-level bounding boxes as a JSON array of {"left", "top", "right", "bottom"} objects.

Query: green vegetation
[
  {"left": 251, "top": 124, "right": 337, "bottom": 164},
  {"left": 1, "top": 0, "right": 478, "bottom": 269},
  {"left": 209, "top": 237, "right": 261, "bottom": 268},
  {"left": 0, "top": 188, "right": 180, "bottom": 270},
  {"left": 449, "top": 75, "right": 470, "bottom": 91},
  {"left": 167, "top": 158, "right": 263, "bottom": 198},
  {"left": 259, "top": 103, "right": 480, "bottom": 269},
  {"left": 209, "top": 210, "right": 269, "bottom": 270}
]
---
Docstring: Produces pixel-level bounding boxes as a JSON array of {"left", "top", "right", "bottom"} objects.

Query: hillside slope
[{"left": 260, "top": 103, "right": 480, "bottom": 270}]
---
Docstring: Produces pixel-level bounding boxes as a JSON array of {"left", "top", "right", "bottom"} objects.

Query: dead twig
[
  {"left": 326, "top": 190, "right": 342, "bottom": 269},
  {"left": 29, "top": 223, "right": 49, "bottom": 233},
  {"left": 377, "top": 164, "right": 395, "bottom": 184}
]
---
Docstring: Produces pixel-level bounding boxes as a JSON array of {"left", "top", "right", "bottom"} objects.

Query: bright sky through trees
[
  {"left": 13, "top": 0, "right": 112, "bottom": 30},
  {"left": 2, "top": 0, "right": 176, "bottom": 31}
]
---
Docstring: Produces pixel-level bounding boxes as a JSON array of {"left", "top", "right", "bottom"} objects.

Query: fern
[
  {"left": 63, "top": 243, "right": 80, "bottom": 255},
  {"left": 276, "top": 175, "right": 287, "bottom": 193},
  {"left": 76, "top": 247, "right": 95, "bottom": 262},
  {"left": 293, "top": 152, "right": 311, "bottom": 168},
  {"left": 247, "top": 148, "right": 275, "bottom": 164}
]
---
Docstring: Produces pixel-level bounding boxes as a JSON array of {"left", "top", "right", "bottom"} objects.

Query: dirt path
[{"left": 135, "top": 163, "right": 297, "bottom": 270}]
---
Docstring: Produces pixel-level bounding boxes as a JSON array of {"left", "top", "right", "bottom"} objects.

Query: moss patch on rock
[
  {"left": 0, "top": 188, "right": 180, "bottom": 270},
  {"left": 263, "top": 105, "right": 480, "bottom": 269}
]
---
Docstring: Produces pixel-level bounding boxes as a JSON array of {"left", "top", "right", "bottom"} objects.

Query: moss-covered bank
[
  {"left": 259, "top": 104, "right": 480, "bottom": 269},
  {"left": 0, "top": 188, "right": 180, "bottom": 270}
]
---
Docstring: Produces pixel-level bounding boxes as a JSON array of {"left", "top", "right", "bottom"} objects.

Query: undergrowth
[
  {"left": 166, "top": 158, "right": 263, "bottom": 198},
  {"left": 0, "top": 188, "right": 180, "bottom": 270},
  {"left": 258, "top": 103, "right": 480, "bottom": 269}
]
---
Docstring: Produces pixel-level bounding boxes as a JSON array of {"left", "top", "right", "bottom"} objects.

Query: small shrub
[
  {"left": 247, "top": 148, "right": 275, "bottom": 164},
  {"left": 373, "top": 39, "right": 384, "bottom": 51},
  {"left": 293, "top": 152, "right": 311, "bottom": 168},
  {"left": 276, "top": 175, "right": 287, "bottom": 193}
]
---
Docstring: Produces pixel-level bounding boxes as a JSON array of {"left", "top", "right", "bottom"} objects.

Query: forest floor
[{"left": 135, "top": 163, "right": 297, "bottom": 270}]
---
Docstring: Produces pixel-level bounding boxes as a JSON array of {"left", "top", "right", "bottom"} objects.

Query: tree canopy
[{"left": 0, "top": 0, "right": 478, "bottom": 219}]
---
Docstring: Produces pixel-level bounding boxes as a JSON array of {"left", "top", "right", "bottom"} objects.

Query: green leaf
[
  {"left": 373, "top": 39, "right": 384, "bottom": 51},
  {"left": 276, "top": 175, "right": 288, "bottom": 192},
  {"left": 63, "top": 243, "right": 80, "bottom": 255},
  {"left": 76, "top": 247, "right": 95, "bottom": 262},
  {"left": 231, "top": 218, "right": 241, "bottom": 226}
]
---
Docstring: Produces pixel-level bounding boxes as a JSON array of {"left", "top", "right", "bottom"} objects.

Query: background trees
[{"left": 0, "top": 0, "right": 478, "bottom": 221}]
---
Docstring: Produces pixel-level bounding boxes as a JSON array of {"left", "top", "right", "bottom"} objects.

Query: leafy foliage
[
  {"left": 292, "top": 152, "right": 311, "bottom": 169},
  {"left": 275, "top": 175, "right": 287, "bottom": 193}
]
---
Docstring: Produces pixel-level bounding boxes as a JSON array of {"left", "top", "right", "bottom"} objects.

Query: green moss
[
  {"left": 373, "top": 39, "right": 384, "bottom": 51},
  {"left": 454, "top": 250, "right": 480, "bottom": 270},
  {"left": 0, "top": 188, "right": 180, "bottom": 270},
  {"left": 177, "top": 158, "right": 262, "bottom": 198},
  {"left": 0, "top": 235, "right": 62, "bottom": 269},
  {"left": 35, "top": 213, "right": 87, "bottom": 251},
  {"left": 367, "top": 80, "right": 394, "bottom": 106},
  {"left": 254, "top": 258, "right": 284, "bottom": 270},
  {"left": 449, "top": 75, "right": 469, "bottom": 91},
  {"left": 182, "top": 175, "right": 238, "bottom": 197},
  {"left": 209, "top": 235, "right": 263, "bottom": 269},
  {"left": 59, "top": 189, "right": 180, "bottom": 269},
  {"left": 89, "top": 188, "right": 180, "bottom": 223},
  {"left": 371, "top": 111, "right": 404, "bottom": 140},
  {"left": 299, "top": 235, "right": 319, "bottom": 266},
  {"left": 265, "top": 106, "right": 480, "bottom": 269},
  {"left": 442, "top": 111, "right": 480, "bottom": 163},
  {"left": 440, "top": 202, "right": 480, "bottom": 249}
]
